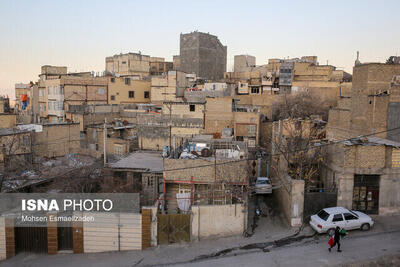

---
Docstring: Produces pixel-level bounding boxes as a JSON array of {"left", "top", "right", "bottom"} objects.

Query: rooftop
[
  {"left": 108, "top": 151, "right": 163, "bottom": 173},
  {"left": 343, "top": 136, "right": 400, "bottom": 148},
  {"left": 0, "top": 128, "right": 30, "bottom": 136}
]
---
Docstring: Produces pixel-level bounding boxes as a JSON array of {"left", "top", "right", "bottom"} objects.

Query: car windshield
[
  {"left": 349, "top": 210, "right": 359, "bottom": 218},
  {"left": 257, "top": 179, "right": 270, "bottom": 185},
  {"left": 317, "top": 210, "right": 330, "bottom": 221}
]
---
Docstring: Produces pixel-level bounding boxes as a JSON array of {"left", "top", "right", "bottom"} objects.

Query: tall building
[
  {"left": 179, "top": 31, "right": 227, "bottom": 81},
  {"left": 234, "top": 55, "right": 256, "bottom": 72}
]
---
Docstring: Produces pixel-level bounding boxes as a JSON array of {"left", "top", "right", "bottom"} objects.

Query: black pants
[{"left": 331, "top": 240, "right": 341, "bottom": 250}]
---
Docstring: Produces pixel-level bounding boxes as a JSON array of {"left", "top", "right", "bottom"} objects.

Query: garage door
[{"left": 15, "top": 227, "right": 48, "bottom": 254}]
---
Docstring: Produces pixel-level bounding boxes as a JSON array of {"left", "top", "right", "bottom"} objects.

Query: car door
[
  {"left": 343, "top": 212, "right": 360, "bottom": 230},
  {"left": 331, "top": 213, "right": 346, "bottom": 229}
]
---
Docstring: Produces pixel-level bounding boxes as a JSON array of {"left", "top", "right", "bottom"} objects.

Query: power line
[{"left": 161, "top": 126, "right": 400, "bottom": 172}]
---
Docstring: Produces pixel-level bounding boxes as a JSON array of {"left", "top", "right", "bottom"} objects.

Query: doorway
[{"left": 352, "top": 175, "right": 380, "bottom": 214}]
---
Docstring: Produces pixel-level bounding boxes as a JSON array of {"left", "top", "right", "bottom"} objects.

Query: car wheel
[
  {"left": 327, "top": 228, "right": 335, "bottom": 236},
  {"left": 361, "top": 223, "right": 370, "bottom": 231}
]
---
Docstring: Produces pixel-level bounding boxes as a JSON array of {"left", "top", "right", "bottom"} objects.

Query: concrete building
[
  {"left": 105, "top": 52, "right": 150, "bottom": 78},
  {"left": 86, "top": 123, "right": 136, "bottom": 158},
  {"left": 234, "top": 55, "right": 256, "bottom": 72},
  {"left": 204, "top": 97, "right": 261, "bottom": 148},
  {"left": 108, "top": 76, "right": 151, "bottom": 105},
  {"left": 149, "top": 57, "right": 173, "bottom": 75},
  {"left": 0, "top": 128, "right": 32, "bottom": 171},
  {"left": 137, "top": 101, "right": 205, "bottom": 150},
  {"left": 163, "top": 156, "right": 248, "bottom": 212},
  {"left": 179, "top": 31, "right": 227, "bottom": 81},
  {"left": 150, "top": 71, "right": 189, "bottom": 104},
  {"left": 43, "top": 75, "right": 108, "bottom": 123},
  {"left": 323, "top": 56, "right": 400, "bottom": 216},
  {"left": 173, "top": 55, "right": 181, "bottom": 70},
  {"left": 66, "top": 104, "right": 121, "bottom": 132},
  {"left": 322, "top": 137, "right": 400, "bottom": 215},
  {"left": 30, "top": 122, "right": 81, "bottom": 158},
  {"left": 108, "top": 151, "right": 163, "bottom": 206},
  {"left": 0, "top": 97, "right": 10, "bottom": 114},
  {"left": 327, "top": 60, "right": 400, "bottom": 140}
]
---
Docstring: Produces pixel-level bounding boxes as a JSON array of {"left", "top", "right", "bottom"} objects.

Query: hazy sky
[{"left": 1, "top": 0, "right": 399, "bottom": 98}]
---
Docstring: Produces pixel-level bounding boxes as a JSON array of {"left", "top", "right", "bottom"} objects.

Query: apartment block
[
  {"left": 108, "top": 76, "right": 151, "bottom": 104},
  {"left": 179, "top": 31, "right": 227, "bottom": 81}
]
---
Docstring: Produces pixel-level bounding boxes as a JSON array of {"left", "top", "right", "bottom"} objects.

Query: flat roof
[
  {"left": 108, "top": 151, "right": 163, "bottom": 173},
  {"left": 0, "top": 128, "right": 30, "bottom": 136},
  {"left": 343, "top": 136, "right": 400, "bottom": 148}
]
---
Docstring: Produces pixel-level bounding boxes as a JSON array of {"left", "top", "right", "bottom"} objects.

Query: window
[
  {"left": 344, "top": 213, "right": 358, "bottom": 220},
  {"left": 251, "top": 87, "right": 260, "bottom": 94},
  {"left": 121, "top": 61, "right": 126, "bottom": 64},
  {"left": 114, "top": 144, "right": 124, "bottom": 156},
  {"left": 111, "top": 78, "right": 115, "bottom": 83},
  {"left": 129, "top": 91, "right": 134, "bottom": 98},
  {"left": 111, "top": 95, "right": 115, "bottom": 101},
  {"left": 332, "top": 214, "right": 344, "bottom": 222},
  {"left": 189, "top": 104, "right": 195, "bottom": 112},
  {"left": 248, "top": 125, "right": 256, "bottom": 136},
  {"left": 98, "top": 88, "right": 105, "bottom": 95},
  {"left": 23, "top": 135, "right": 30, "bottom": 146},
  {"left": 317, "top": 210, "right": 330, "bottom": 221},
  {"left": 144, "top": 91, "right": 150, "bottom": 98},
  {"left": 125, "top": 78, "right": 130, "bottom": 85}
]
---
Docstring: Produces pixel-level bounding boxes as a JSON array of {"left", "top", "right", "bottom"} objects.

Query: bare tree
[{"left": 272, "top": 91, "right": 335, "bottom": 121}]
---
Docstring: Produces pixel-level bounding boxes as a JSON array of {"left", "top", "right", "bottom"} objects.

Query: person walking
[{"left": 329, "top": 226, "right": 342, "bottom": 252}]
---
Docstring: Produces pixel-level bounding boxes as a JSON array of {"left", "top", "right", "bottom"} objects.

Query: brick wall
[{"left": 164, "top": 158, "right": 248, "bottom": 184}]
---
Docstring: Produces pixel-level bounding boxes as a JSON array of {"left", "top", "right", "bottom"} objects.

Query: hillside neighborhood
[{"left": 1, "top": 5, "right": 400, "bottom": 265}]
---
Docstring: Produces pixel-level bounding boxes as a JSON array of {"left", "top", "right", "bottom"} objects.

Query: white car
[
  {"left": 310, "top": 207, "right": 374, "bottom": 236},
  {"left": 254, "top": 177, "right": 272, "bottom": 194}
]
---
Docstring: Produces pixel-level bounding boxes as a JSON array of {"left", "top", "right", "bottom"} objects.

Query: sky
[{"left": 1, "top": 0, "right": 399, "bottom": 98}]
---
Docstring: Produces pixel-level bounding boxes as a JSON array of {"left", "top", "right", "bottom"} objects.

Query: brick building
[
  {"left": 324, "top": 57, "right": 400, "bottom": 215},
  {"left": 179, "top": 31, "right": 227, "bottom": 81}
]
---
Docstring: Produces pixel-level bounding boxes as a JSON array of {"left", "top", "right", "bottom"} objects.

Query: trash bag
[{"left": 328, "top": 237, "right": 334, "bottom": 246}]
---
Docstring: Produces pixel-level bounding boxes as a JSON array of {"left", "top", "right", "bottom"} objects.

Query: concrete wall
[
  {"left": 274, "top": 173, "right": 304, "bottom": 227},
  {"left": 191, "top": 204, "right": 246, "bottom": 240},
  {"left": 324, "top": 143, "right": 400, "bottom": 215},
  {"left": 83, "top": 212, "right": 142, "bottom": 253},
  {"left": 108, "top": 77, "right": 151, "bottom": 104},
  {"left": 234, "top": 55, "right": 256, "bottom": 72},
  {"left": 33, "top": 123, "right": 80, "bottom": 158},
  {"left": 0, "top": 115, "right": 16, "bottom": 128},
  {"left": 164, "top": 158, "right": 248, "bottom": 184}
]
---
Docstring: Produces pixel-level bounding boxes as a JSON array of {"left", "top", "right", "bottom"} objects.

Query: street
[
  {"left": 179, "top": 229, "right": 400, "bottom": 267},
  {"left": 1, "top": 215, "right": 399, "bottom": 267}
]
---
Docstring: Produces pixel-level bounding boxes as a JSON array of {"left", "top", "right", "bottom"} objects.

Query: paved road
[
  {"left": 180, "top": 230, "right": 400, "bottom": 267},
  {"left": 2, "top": 215, "right": 399, "bottom": 267}
]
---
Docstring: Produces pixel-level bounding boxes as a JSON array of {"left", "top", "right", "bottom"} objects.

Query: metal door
[
  {"left": 15, "top": 227, "right": 48, "bottom": 254},
  {"left": 157, "top": 214, "right": 190, "bottom": 244},
  {"left": 58, "top": 227, "right": 73, "bottom": 250},
  {"left": 352, "top": 175, "right": 380, "bottom": 214}
]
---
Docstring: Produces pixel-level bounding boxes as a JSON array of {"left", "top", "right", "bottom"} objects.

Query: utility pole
[{"left": 103, "top": 118, "right": 107, "bottom": 167}]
